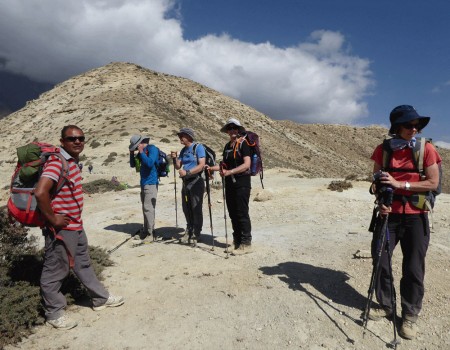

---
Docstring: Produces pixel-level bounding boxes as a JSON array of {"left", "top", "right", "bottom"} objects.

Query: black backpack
[
  {"left": 156, "top": 148, "right": 170, "bottom": 178},
  {"left": 181, "top": 143, "right": 216, "bottom": 166}
]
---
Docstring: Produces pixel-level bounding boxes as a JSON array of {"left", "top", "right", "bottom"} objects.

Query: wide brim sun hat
[
  {"left": 177, "top": 127, "right": 196, "bottom": 141},
  {"left": 389, "top": 105, "right": 430, "bottom": 135},
  {"left": 220, "top": 118, "right": 246, "bottom": 133},
  {"left": 129, "top": 135, "right": 150, "bottom": 151}
]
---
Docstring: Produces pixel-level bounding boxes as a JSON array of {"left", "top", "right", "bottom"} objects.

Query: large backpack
[
  {"left": 382, "top": 137, "right": 442, "bottom": 210},
  {"left": 156, "top": 147, "right": 170, "bottom": 178},
  {"left": 7, "top": 142, "right": 69, "bottom": 227},
  {"left": 137, "top": 145, "right": 170, "bottom": 179},
  {"left": 234, "top": 131, "right": 264, "bottom": 188}
]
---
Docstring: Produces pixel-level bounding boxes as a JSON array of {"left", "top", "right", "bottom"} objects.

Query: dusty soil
[{"left": 5, "top": 168, "right": 450, "bottom": 350}]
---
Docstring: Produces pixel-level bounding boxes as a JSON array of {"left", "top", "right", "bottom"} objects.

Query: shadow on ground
[{"left": 260, "top": 261, "right": 366, "bottom": 309}]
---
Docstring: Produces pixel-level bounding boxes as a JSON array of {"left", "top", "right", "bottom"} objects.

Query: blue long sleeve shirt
[{"left": 130, "top": 145, "right": 159, "bottom": 186}]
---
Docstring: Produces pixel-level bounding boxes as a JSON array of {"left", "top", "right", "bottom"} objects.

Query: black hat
[{"left": 389, "top": 105, "right": 430, "bottom": 135}]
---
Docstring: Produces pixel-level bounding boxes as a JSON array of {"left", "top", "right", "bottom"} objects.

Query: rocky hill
[{"left": 0, "top": 62, "right": 448, "bottom": 196}]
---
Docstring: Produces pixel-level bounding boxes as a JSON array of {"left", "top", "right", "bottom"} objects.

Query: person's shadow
[
  {"left": 260, "top": 261, "right": 368, "bottom": 344},
  {"left": 104, "top": 223, "right": 142, "bottom": 236}
]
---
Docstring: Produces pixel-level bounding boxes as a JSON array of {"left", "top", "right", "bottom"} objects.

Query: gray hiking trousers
[
  {"left": 40, "top": 228, "right": 109, "bottom": 320},
  {"left": 141, "top": 184, "right": 158, "bottom": 238}
]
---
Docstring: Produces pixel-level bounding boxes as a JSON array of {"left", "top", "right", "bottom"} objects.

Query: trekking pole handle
[{"left": 220, "top": 162, "right": 236, "bottom": 183}]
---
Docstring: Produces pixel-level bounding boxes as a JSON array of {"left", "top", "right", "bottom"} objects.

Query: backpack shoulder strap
[
  {"left": 192, "top": 143, "right": 199, "bottom": 163},
  {"left": 47, "top": 152, "right": 70, "bottom": 194},
  {"left": 233, "top": 135, "right": 247, "bottom": 158},
  {"left": 410, "top": 137, "right": 426, "bottom": 175},
  {"left": 381, "top": 139, "right": 392, "bottom": 171},
  {"left": 417, "top": 137, "right": 426, "bottom": 175}
]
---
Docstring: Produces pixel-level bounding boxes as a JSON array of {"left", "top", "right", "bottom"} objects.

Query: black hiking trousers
[
  {"left": 181, "top": 176, "right": 205, "bottom": 236},
  {"left": 372, "top": 213, "right": 429, "bottom": 321},
  {"left": 225, "top": 183, "right": 252, "bottom": 245}
]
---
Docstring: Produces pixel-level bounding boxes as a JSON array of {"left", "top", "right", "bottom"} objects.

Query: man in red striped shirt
[{"left": 35, "top": 125, "right": 124, "bottom": 330}]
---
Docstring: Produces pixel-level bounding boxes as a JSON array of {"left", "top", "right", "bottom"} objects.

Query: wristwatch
[{"left": 405, "top": 181, "right": 411, "bottom": 190}]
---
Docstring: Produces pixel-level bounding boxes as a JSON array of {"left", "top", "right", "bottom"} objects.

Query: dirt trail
[{"left": 6, "top": 169, "right": 450, "bottom": 350}]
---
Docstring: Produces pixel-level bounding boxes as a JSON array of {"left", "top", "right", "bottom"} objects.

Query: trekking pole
[
  {"left": 173, "top": 157, "right": 178, "bottom": 228},
  {"left": 362, "top": 214, "right": 388, "bottom": 328},
  {"left": 107, "top": 236, "right": 133, "bottom": 254},
  {"left": 362, "top": 187, "right": 399, "bottom": 349},
  {"left": 108, "top": 229, "right": 140, "bottom": 254},
  {"left": 385, "top": 225, "right": 400, "bottom": 349},
  {"left": 220, "top": 162, "right": 229, "bottom": 258},
  {"left": 205, "top": 168, "right": 215, "bottom": 251}
]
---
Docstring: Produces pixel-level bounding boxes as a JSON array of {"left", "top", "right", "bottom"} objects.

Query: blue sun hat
[{"left": 389, "top": 105, "right": 430, "bottom": 135}]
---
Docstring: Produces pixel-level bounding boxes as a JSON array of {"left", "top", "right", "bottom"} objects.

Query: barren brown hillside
[
  {"left": 0, "top": 62, "right": 448, "bottom": 194},
  {"left": 1, "top": 62, "right": 449, "bottom": 350}
]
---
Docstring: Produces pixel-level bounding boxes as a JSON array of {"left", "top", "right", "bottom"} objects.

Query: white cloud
[{"left": 0, "top": 0, "right": 373, "bottom": 124}]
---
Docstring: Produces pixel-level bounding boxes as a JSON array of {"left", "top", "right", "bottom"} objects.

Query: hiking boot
[
  {"left": 225, "top": 242, "right": 238, "bottom": 253},
  {"left": 179, "top": 232, "right": 191, "bottom": 244},
  {"left": 93, "top": 295, "right": 125, "bottom": 311},
  {"left": 399, "top": 318, "right": 418, "bottom": 340},
  {"left": 232, "top": 243, "right": 253, "bottom": 255},
  {"left": 179, "top": 229, "right": 193, "bottom": 243},
  {"left": 368, "top": 307, "right": 392, "bottom": 321},
  {"left": 46, "top": 315, "right": 78, "bottom": 330}
]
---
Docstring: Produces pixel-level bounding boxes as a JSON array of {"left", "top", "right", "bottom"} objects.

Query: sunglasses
[
  {"left": 226, "top": 125, "right": 238, "bottom": 131},
  {"left": 64, "top": 136, "right": 86, "bottom": 142},
  {"left": 402, "top": 123, "right": 420, "bottom": 130}
]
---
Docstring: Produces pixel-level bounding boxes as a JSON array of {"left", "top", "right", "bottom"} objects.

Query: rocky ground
[{"left": 5, "top": 168, "right": 450, "bottom": 350}]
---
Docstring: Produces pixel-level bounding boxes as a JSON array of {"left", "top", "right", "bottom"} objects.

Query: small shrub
[
  {"left": 160, "top": 138, "right": 170, "bottom": 143},
  {"left": 0, "top": 208, "right": 114, "bottom": 348},
  {"left": 102, "top": 152, "right": 117, "bottom": 165},
  {"left": 196, "top": 107, "right": 203, "bottom": 114},
  {"left": 158, "top": 124, "right": 167, "bottom": 128},
  {"left": 345, "top": 174, "right": 358, "bottom": 181},
  {"left": 120, "top": 131, "right": 129, "bottom": 136},
  {"left": 90, "top": 140, "right": 101, "bottom": 149},
  {"left": 327, "top": 180, "right": 353, "bottom": 192},
  {"left": 83, "top": 179, "right": 126, "bottom": 194}
]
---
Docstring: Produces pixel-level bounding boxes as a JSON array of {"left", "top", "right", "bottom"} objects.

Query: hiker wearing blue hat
[
  {"left": 129, "top": 134, "right": 159, "bottom": 241},
  {"left": 170, "top": 128, "right": 206, "bottom": 245},
  {"left": 368, "top": 105, "right": 442, "bottom": 340}
]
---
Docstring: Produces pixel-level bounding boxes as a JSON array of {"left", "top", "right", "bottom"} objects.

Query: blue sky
[{"left": 1, "top": 0, "right": 449, "bottom": 146}]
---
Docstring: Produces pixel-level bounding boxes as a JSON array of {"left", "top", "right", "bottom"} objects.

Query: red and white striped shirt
[{"left": 41, "top": 148, "right": 83, "bottom": 231}]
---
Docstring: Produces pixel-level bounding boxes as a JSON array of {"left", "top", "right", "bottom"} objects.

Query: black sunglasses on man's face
[{"left": 64, "top": 136, "right": 86, "bottom": 142}]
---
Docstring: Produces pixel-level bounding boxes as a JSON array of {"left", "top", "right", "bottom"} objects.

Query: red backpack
[{"left": 7, "top": 142, "right": 69, "bottom": 227}]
